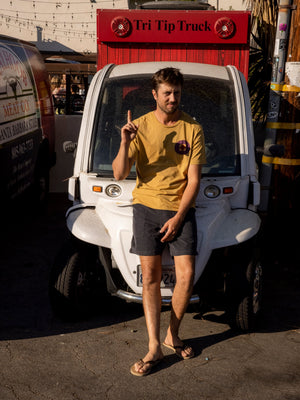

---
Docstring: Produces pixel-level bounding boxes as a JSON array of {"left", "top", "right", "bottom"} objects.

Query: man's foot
[
  {"left": 130, "top": 357, "right": 163, "bottom": 377},
  {"left": 130, "top": 350, "right": 164, "bottom": 376},
  {"left": 162, "top": 340, "right": 194, "bottom": 360}
]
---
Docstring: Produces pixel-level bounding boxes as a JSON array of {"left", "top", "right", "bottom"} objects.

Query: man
[{"left": 112, "top": 67, "right": 206, "bottom": 376}]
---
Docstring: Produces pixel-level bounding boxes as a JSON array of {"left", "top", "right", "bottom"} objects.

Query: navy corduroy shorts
[{"left": 130, "top": 204, "right": 197, "bottom": 257}]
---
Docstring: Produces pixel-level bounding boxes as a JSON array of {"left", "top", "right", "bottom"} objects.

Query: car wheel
[
  {"left": 49, "top": 240, "right": 103, "bottom": 320},
  {"left": 226, "top": 252, "right": 263, "bottom": 332}
]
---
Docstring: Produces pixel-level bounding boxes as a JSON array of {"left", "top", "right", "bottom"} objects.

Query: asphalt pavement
[{"left": 0, "top": 194, "right": 299, "bottom": 400}]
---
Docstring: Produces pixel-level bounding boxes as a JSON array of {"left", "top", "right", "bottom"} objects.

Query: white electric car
[{"left": 49, "top": 61, "right": 262, "bottom": 331}]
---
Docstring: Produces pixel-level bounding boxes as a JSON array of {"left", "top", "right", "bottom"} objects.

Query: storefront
[{"left": 45, "top": 54, "right": 97, "bottom": 115}]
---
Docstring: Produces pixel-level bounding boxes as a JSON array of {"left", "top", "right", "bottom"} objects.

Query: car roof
[{"left": 108, "top": 61, "right": 231, "bottom": 80}]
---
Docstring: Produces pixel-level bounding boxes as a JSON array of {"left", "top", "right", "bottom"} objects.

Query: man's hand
[
  {"left": 159, "top": 164, "right": 202, "bottom": 241},
  {"left": 112, "top": 110, "right": 137, "bottom": 180},
  {"left": 160, "top": 214, "right": 184, "bottom": 242},
  {"left": 121, "top": 110, "right": 138, "bottom": 144}
]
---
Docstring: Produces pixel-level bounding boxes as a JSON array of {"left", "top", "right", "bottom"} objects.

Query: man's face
[{"left": 152, "top": 83, "right": 182, "bottom": 115}]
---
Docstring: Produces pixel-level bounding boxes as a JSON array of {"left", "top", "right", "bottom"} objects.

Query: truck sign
[
  {"left": 97, "top": 9, "right": 251, "bottom": 77},
  {"left": 98, "top": 10, "right": 249, "bottom": 43}
]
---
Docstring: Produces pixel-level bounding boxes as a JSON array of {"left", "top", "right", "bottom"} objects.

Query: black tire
[
  {"left": 226, "top": 249, "right": 263, "bottom": 332},
  {"left": 234, "top": 296, "right": 253, "bottom": 331},
  {"left": 49, "top": 239, "right": 104, "bottom": 320}
]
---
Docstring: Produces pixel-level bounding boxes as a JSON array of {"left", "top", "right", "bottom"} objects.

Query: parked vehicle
[
  {"left": 49, "top": 61, "right": 262, "bottom": 331},
  {"left": 0, "top": 35, "right": 55, "bottom": 207}
]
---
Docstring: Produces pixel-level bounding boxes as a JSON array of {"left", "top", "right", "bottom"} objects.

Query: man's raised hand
[
  {"left": 127, "top": 109, "right": 132, "bottom": 123},
  {"left": 121, "top": 110, "right": 138, "bottom": 144}
]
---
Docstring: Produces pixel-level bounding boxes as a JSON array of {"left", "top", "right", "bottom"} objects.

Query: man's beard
[{"left": 158, "top": 102, "right": 179, "bottom": 115}]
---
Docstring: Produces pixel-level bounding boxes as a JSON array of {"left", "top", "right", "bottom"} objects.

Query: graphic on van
[{"left": 0, "top": 44, "right": 39, "bottom": 145}]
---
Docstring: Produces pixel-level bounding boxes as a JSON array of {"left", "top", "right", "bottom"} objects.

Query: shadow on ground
[{"left": 0, "top": 194, "right": 299, "bottom": 342}]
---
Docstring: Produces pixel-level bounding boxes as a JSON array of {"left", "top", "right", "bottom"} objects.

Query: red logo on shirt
[{"left": 175, "top": 140, "right": 190, "bottom": 155}]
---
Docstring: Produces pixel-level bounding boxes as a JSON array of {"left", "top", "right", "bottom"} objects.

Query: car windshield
[{"left": 90, "top": 74, "right": 240, "bottom": 178}]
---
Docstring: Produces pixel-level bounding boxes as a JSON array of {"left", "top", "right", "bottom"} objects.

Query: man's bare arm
[
  {"left": 160, "top": 164, "right": 202, "bottom": 242},
  {"left": 112, "top": 110, "right": 138, "bottom": 181}
]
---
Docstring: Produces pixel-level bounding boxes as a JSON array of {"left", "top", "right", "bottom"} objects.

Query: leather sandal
[
  {"left": 162, "top": 342, "right": 194, "bottom": 360},
  {"left": 130, "top": 358, "right": 163, "bottom": 377}
]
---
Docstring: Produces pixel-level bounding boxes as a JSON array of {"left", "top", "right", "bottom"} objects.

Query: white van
[
  {"left": 50, "top": 61, "right": 262, "bottom": 331},
  {"left": 0, "top": 35, "right": 55, "bottom": 207}
]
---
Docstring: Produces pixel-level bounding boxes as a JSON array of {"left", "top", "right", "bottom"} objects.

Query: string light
[
  {"left": 1, "top": 13, "right": 96, "bottom": 28},
  {"left": 2, "top": 18, "right": 96, "bottom": 35},
  {"left": 7, "top": 0, "right": 123, "bottom": 4},
  {"left": 1, "top": 13, "right": 96, "bottom": 36},
  {"left": 3, "top": 20, "right": 96, "bottom": 39},
  {"left": 0, "top": 0, "right": 123, "bottom": 50},
  {"left": 2, "top": 8, "right": 99, "bottom": 15}
]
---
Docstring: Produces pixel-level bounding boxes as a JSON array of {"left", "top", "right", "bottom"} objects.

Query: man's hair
[{"left": 151, "top": 67, "right": 184, "bottom": 92}]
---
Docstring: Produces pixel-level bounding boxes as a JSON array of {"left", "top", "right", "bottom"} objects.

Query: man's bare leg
[
  {"left": 164, "top": 255, "right": 195, "bottom": 358},
  {"left": 131, "top": 255, "right": 164, "bottom": 374}
]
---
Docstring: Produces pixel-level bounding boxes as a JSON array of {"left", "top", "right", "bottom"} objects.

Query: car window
[{"left": 90, "top": 74, "right": 240, "bottom": 177}]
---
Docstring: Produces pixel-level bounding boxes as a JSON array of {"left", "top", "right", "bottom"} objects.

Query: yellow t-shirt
[{"left": 128, "top": 111, "right": 206, "bottom": 211}]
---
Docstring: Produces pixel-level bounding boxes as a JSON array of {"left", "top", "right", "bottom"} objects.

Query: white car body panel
[{"left": 66, "top": 61, "right": 261, "bottom": 301}]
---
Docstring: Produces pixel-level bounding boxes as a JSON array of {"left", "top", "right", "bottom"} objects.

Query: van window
[{"left": 90, "top": 75, "right": 239, "bottom": 177}]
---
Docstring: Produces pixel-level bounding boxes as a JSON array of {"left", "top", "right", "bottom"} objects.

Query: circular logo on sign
[
  {"left": 175, "top": 140, "right": 190, "bottom": 155},
  {"left": 111, "top": 16, "right": 132, "bottom": 38},
  {"left": 0, "top": 44, "right": 38, "bottom": 146},
  {"left": 214, "top": 17, "right": 236, "bottom": 39}
]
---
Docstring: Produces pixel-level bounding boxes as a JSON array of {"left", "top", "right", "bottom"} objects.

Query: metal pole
[{"left": 258, "top": 0, "right": 293, "bottom": 212}]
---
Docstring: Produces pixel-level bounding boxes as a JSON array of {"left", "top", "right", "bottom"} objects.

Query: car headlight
[
  {"left": 105, "top": 184, "right": 122, "bottom": 197},
  {"left": 204, "top": 185, "right": 220, "bottom": 198}
]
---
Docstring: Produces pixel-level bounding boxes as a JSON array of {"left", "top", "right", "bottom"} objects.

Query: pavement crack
[
  {"left": 0, "top": 382, "right": 56, "bottom": 400},
  {"left": 3, "top": 341, "right": 13, "bottom": 361},
  {"left": 104, "top": 384, "right": 114, "bottom": 399},
  {"left": 1, "top": 384, "right": 19, "bottom": 400},
  {"left": 72, "top": 344, "right": 98, "bottom": 376}
]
